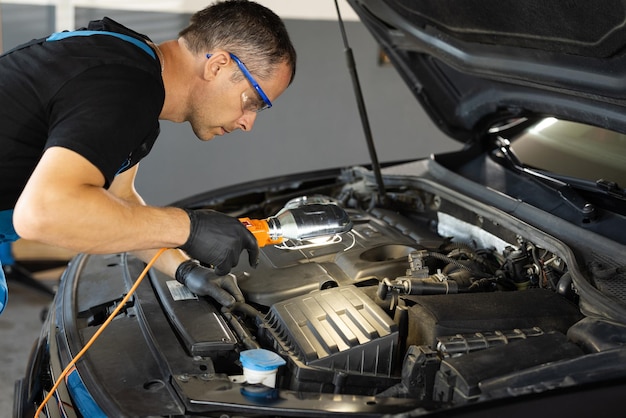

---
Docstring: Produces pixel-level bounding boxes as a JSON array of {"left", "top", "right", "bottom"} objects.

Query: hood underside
[{"left": 348, "top": 0, "right": 626, "bottom": 141}]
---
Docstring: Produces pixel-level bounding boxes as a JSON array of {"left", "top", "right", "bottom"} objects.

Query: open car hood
[{"left": 347, "top": 0, "right": 626, "bottom": 142}]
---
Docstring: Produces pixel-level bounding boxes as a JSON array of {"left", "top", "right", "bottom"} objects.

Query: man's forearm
[
  {"left": 13, "top": 147, "right": 190, "bottom": 255},
  {"left": 15, "top": 186, "right": 190, "bottom": 254}
]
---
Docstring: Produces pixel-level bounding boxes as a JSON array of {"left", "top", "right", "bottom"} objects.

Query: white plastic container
[{"left": 239, "top": 349, "right": 286, "bottom": 388}]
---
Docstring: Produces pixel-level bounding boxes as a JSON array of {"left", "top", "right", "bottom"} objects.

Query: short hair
[{"left": 179, "top": 0, "right": 296, "bottom": 84}]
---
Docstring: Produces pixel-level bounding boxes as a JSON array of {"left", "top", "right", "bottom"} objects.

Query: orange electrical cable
[{"left": 34, "top": 247, "right": 167, "bottom": 418}]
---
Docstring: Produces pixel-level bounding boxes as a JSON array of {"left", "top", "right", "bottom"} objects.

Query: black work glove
[
  {"left": 179, "top": 209, "right": 259, "bottom": 276},
  {"left": 175, "top": 259, "right": 245, "bottom": 307}
]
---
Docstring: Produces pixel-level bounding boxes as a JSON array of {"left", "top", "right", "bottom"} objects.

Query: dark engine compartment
[
  {"left": 55, "top": 165, "right": 626, "bottom": 416},
  {"left": 143, "top": 175, "right": 626, "bottom": 413},
  {"left": 234, "top": 204, "right": 584, "bottom": 399}
]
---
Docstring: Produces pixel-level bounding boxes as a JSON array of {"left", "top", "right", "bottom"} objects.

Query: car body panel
[{"left": 348, "top": 0, "right": 626, "bottom": 140}]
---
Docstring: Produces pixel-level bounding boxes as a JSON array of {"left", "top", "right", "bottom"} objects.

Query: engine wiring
[
  {"left": 273, "top": 231, "right": 356, "bottom": 251},
  {"left": 34, "top": 247, "right": 167, "bottom": 418}
]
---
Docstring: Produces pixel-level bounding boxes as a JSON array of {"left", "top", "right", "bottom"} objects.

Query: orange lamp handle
[{"left": 239, "top": 217, "right": 283, "bottom": 247}]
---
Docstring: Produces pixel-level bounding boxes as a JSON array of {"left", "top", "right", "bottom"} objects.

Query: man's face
[{"left": 188, "top": 55, "right": 292, "bottom": 141}]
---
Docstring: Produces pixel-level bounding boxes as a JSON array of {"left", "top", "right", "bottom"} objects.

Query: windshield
[{"left": 510, "top": 118, "right": 626, "bottom": 186}]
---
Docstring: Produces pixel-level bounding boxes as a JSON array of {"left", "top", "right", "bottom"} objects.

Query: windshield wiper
[
  {"left": 510, "top": 169, "right": 626, "bottom": 202},
  {"left": 495, "top": 137, "right": 597, "bottom": 223}
]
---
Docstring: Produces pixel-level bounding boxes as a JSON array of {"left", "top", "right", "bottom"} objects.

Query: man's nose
[{"left": 238, "top": 112, "right": 257, "bottom": 132}]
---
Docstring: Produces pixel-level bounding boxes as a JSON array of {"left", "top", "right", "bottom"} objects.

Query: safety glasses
[{"left": 206, "top": 52, "right": 273, "bottom": 112}]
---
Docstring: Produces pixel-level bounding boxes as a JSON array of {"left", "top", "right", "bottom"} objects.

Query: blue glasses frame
[{"left": 206, "top": 52, "right": 272, "bottom": 112}]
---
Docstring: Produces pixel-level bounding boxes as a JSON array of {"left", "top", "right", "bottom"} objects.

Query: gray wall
[{"left": 1, "top": 4, "right": 459, "bottom": 206}]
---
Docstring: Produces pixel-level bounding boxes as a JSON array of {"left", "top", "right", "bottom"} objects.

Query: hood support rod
[{"left": 334, "top": 0, "right": 387, "bottom": 204}]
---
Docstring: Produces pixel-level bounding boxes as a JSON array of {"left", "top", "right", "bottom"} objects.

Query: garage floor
[{"left": 0, "top": 241, "right": 73, "bottom": 416}]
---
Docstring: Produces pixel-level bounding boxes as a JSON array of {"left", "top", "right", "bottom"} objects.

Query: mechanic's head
[
  {"left": 179, "top": 0, "right": 296, "bottom": 86},
  {"left": 176, "top": 0, "right": 297, "bottom": 140}
]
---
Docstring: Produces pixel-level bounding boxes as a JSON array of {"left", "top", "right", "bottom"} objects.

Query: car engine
[
  {"left": 60, "top": 165, "right": 626, "bottom": 416},
  {"left": 140, "top": 166, "right": 626, "bottom": 411}
]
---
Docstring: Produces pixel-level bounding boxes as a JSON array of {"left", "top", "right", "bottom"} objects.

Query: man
[{"left": 0, "top": 0, "right": 297, "bottom": 314}]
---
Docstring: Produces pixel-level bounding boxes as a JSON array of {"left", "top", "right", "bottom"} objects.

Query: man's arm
[
  {"left": 13, "top": 146, "right": 190, "bottom": 254},
  {"left": 15, "top": 145, "right": 258, "bottom": 288}
]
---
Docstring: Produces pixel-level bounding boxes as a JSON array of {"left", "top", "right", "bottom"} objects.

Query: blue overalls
[
  {"left": 0, "top": 209, "right": 19, "bottom": 314},
  {"left": 0, "top": 30, "right": 156, "bottom": 316}
]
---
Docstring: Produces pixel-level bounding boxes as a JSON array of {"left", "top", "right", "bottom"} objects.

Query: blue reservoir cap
[{"left": 240, "top": 349, "right": 286, "bottom": 371}]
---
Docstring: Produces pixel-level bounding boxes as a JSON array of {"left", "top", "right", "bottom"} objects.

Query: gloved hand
[
  {"left": 175, "top": 259, "right": 245, "bottom": 307},
  {"left": 179, "top": 209, "right": 259, "bottom": 276}
]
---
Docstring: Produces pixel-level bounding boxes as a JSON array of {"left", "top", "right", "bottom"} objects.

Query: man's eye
[{"left": 241, "top": 92, "right": 261, "bottom": 113}]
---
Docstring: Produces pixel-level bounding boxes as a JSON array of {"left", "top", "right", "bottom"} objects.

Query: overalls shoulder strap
[{"left": 46, "top": 30, "right": 156, "bottom": 59}]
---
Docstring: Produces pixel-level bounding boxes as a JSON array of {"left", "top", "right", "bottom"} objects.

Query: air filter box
[{"left": 264, "top": 286, "right": 399, "bottom": 395}]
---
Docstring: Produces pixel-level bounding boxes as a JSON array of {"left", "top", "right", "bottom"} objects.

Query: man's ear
[{"left": 204, "top": 50, "right": 230, "bottom": 81}]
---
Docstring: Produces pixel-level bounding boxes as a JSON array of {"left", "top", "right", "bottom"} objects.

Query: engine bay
[
  {"left": 58, "top": 164, "right": 626, "bottom": 416},
  {"left": 141, "top": 168, "right": 626, "bottom": 413}
]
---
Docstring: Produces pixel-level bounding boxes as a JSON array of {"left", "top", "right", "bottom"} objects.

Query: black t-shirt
[{"left": 0, "top": 18, "right": 165, "bottom": 210}]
